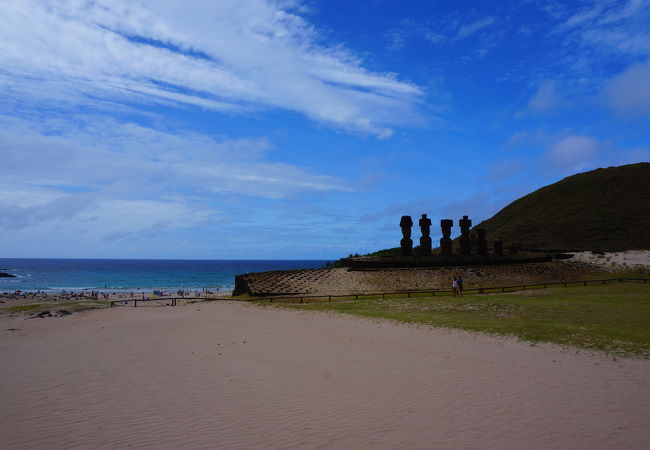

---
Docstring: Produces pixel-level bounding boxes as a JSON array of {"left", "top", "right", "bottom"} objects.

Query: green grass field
[{"left": 269, "top": 281, "right": 650, "bottom": 357}]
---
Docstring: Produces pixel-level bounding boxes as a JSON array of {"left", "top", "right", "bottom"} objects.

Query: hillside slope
[{"left": 474, "top": 163, "right": 650, "bottom": 252}]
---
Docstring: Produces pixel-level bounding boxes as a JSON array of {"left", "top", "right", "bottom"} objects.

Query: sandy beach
[
  {"left": 570, "top": 250, "right": 650, "bottom": 272},
  {"left": 1, "top": 302, "right": 649, "bottom": 449}
]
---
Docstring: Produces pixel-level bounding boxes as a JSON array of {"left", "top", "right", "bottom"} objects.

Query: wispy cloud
[
  {"left": 605, "top": 60, "right": 650, "bottom": 116},
  {"left": 456, "top": 17, "right": 495, "bottom": 39},
  {"left": 0, "top": 0, "right": 423, "bottom": 137},
  {"left": 0, "top": 112, "right": 353, "bottom": 241},
  {"left": 0, "top": 114, "right": 351, "bottom": 199},
  {"left": 544, "top": 135, "right": 600, "bottom": 172},
  {"left": 384, "top": 14, "right": 498, "bottom": 56},
  {"left": 553, "top": 0, "right": 650, "bottom": 57},
  {"left": 527, "top": 81, "right": 560, "bottom": 112}
]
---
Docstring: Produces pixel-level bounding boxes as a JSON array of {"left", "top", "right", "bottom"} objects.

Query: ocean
[{"left": 0, "top": 258, "right": 330, "bottom": 293}]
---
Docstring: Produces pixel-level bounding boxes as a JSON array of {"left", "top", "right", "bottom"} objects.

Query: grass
[
  {"left": 267, "top": 281, "right": 650, "bottom": 357},
  {"left": 5, "top": 300, "right": 110, "bottom": 313},
  {"left": 473, "top": 162, "right": 650, "bottom": 252}
]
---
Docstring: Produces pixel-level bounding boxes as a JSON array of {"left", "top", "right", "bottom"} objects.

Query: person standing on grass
[
  {"left": 452, "top": 277, "right": 458, "bottom": 296},
  {"left": 457, "top": 275, "right": 464, "bottom": 296}
]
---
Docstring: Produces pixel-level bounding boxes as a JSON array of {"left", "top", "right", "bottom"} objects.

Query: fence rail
[
  {"left": 110, "top": 296, "right": 217, "bottom": 307},
  {"left": 110, "top": 277, "right": 649, "bottom": 307},
  {"left": 261, "top": 277, "right": 650, "bottom": 304}
]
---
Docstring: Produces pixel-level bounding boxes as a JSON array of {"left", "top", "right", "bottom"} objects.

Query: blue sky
[{"left": 1, "top": 0, "right": 649, "bottom": 259}]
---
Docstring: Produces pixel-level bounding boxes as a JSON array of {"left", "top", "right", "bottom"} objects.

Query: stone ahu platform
[
  {"left": 233, "top": 259, "right": 603, "bottom": 297},
  {"left": 341, "top": 252, "right": 553, "bottom": 269}
]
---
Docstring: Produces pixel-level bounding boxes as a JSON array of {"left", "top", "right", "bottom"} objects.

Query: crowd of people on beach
[{"left": 2, "top": 287, "right": 226, "bottom": 299}]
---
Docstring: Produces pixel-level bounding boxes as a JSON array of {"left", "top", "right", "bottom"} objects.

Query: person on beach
[
  {"left": 452, "top": 277, "right": 458, "bottom": 296},
  {"left": 457, "top": 276, "right": 464, "bottom": 296}
]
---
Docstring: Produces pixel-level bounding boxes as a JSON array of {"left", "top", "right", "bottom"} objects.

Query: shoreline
[
  {"left": 0, "top": 287, "right": 234, "bottom": 296},
  {"left": 0, "top": 289, "right": 233, "bottom": 313},
  {"left": 0, "top": 286, "right": 234, "bottom": 295}
]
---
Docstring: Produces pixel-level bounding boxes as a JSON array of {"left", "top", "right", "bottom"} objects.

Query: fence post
[
  {"left": 300, "top": 297, "right": 303, "bottom": 303},
  {"left": 432, "top": 291, "right": 435, "bottom": 296},
  {"left": 355, "top": 294, "right": 358, "bottom": 300},
  {"left": 134, "top": 300, "right": 137, "bottom": 308},
  {"left": 382, "top": 293, "right": 385, "bottom": 298},
  {"left": 328, "top": 295, "right": 331, "bottom": 302},
  {"left": 407, "top": 292, "right": 411, "bottom": 298}
]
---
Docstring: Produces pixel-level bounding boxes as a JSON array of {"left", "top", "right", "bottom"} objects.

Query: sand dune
[{"left": 1, "top": 302, "right": 649, "bottom": 449}]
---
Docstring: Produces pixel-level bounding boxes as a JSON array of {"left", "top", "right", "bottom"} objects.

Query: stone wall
[{"left": 233, "top": 260, "right": 603, "bottom": 296}]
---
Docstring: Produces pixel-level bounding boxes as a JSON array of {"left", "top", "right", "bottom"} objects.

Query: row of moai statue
[{"left": 400, "top": 214, "right": 509, "bottom": 257}]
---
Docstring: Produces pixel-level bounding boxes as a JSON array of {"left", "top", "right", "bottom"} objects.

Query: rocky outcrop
[{"left": 0, "top": 272, "right": 16, "bottom": 278}]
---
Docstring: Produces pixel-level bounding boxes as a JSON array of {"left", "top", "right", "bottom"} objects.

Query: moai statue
[
  {"left": 419, "top": 214, "right": 432, "bottom": 256},
  {"left": 493, "top": 239, "right": 503, "bottom": 256},
  {"left": 399, "top": 215, "right": 414, "bottom": 256},
  {"left": 440, "top": 219, "right": 453, "bottom": 255},
  {"left": 459, "top": 215, "right": 472, "bottom": 255},
  {"left": 476, "top": 228, "right": 488, "bottom": 256}
]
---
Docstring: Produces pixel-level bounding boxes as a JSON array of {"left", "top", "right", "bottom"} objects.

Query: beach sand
[
  {"left": 570, "top": 250, "right": 650, "bottom": 271},
  {"left": 1, "top": 302, "right": 649, "bottom": 449}
]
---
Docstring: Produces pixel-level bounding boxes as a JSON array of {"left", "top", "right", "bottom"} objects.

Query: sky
[{"left": 1, "top": 0, "right": 649, "bottom": 260}]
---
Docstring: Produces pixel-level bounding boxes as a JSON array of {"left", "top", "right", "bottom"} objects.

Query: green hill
[
  {"left": 473, "top": 163, "right": 650, "bottom": 252},
  {"left": 359, "top": 163, "right": 650, "bottom": 257}
]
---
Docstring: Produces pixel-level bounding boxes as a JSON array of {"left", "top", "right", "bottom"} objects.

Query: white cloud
[
  {"left": 0, "top": 113, "right": 354, "bottom": 241},
  {"left": 545, "top": 135, "right": 599, "bottom": 170},
  {"left": 555, "top": 0, "right": 650, "bottom": 57},
  {"left": 0, "top": 114, "right": 350, "bottom": 199},
  {"left": 383, "top": 14, "right": 499, "bottom": 60},
  {"left": 606, "top": 60, "right": 650, "bottom": 116},
  {"left": 456, "top": 17, "right": 495, "bottom": 39},
  {"left": 0, "top": 0, "right": 423, "bottom": 137},
  {"left": 528, "top": 81, "right": 560, "bottom": 112}
]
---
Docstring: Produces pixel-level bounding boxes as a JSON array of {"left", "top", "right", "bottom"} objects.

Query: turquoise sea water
[{"left": 0, "top": 259, "right": 330, "bottom": 293}]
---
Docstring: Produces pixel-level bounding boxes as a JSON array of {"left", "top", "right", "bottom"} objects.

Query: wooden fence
[
  {"left": 110, "top": 296, "right": 212, "bottom": 307},
  {"left": 262, "top": 277, "right": 650, "bottom": 304},
  {"left": 110, "top": 277, "right": 649, "bottom": 307}
]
